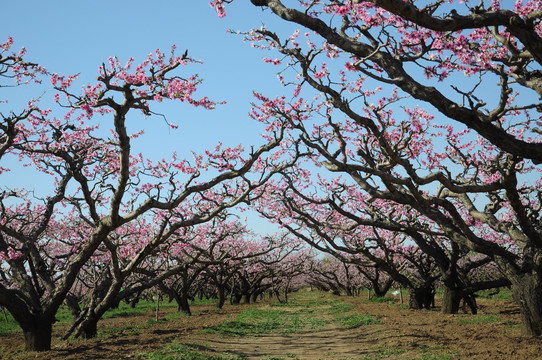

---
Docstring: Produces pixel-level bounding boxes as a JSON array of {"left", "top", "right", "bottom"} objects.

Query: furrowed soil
[{"left": 2, "top": 290, "right": 542, "bottom": 359}]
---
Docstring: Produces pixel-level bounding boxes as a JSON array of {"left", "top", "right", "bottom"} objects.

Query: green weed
[
  {"left": 475, "top": 288, "right": 512, "bottom": 300},
  {"left": 369, "top": 296, "right": 396, "bottom": 304},
  {"left": 363, "top": 345, "right": 407, "bottom": 359},
  {"left": 337, "top": 313, "right": 379, "bottom": 328},
  {"left": 204, "top": 307, "right": 285, "bottom": 336},
  {"left": 98, "top": 324, "right": 143, "bottom": 339},
  {"left": 190, "top": 298, "right": 218, "bottom": 306},
  {"left": 0, "top": 312, "right": 19, "bottom": 336},
  {"left": 142, "top": 342, "right": 242, "bottom": 360},
  {"left": 456, "top": 314, "right": 501, "bottom": 325},
  {"left": 327, "top": 301, "right": 354, "bottom": 314},
  {"left": 102, "top": 300, "right": 176, "bottom": 319},
  {"left": 165, "top": 310, "right": 188, "bottom": 321},
  {"left": 411, "top": 343, "right": 458, "bottom": 359}
]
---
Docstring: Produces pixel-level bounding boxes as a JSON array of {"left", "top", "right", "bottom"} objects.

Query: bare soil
[{"left": 2, "top": 292, "right": 542, "bottom": 359}]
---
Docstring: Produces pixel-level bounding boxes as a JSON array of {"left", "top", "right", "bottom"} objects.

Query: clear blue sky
[
  {"left": 1, "top": 1, "right": 298, "bottom": 234},
  {"left": 1, "top": 1, "right": 292, "bottom": 155}
]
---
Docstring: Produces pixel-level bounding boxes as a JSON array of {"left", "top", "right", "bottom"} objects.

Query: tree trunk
[
  {"left": 441, "top": 286, "right": 461, "bottom": 314},
  {"left": 408, "top": 286, "right": 434, "bottom": 310},
  {"left": 441, "top": 286, "right": 478, "bottom": 314},
  {"left": 82, "top": 318, "right": 98, "bottom": 339},
  {"left": 232, "top": 293, "right": 242, "bottom": 304},
  {"left": 178, "top": 296, "right": 191, "bottom": 316},
  {"left": 22, "top": 321, "right": 52, "bottom": 351},
  {"left": 217, "top": 286, "right": 226, "bottom": 309},
  {"left": 243, "top": 293, "right": 251, "bottom": 304},
  {"left": 510, "top": 273, "right": 542, "bottom": 336},
  {"left": 462, "top": 294, "right": 478, "bottom": 315},
  {"left": 65, "top": 294, "right": 81, "bottom": 320}
]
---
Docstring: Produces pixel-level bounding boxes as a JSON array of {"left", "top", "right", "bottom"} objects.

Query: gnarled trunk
[
  {"left": 495, "top": 253, "right": 542, "bottom": 336},
  {"left": 217, "top": 286, "right": 226, "bottom": 309},
  {"left": 65, "top": 294, "right": 81, "bottom": 320},
  {"left": 408, "top": 286, "right": 434, "bottom": 310},
  {"left": 510, "top": 273, "right": 542, "bottom": 336},
  {"left": 177, "top": 295, "right": 191, "bottom": 315},
  {"left": 441, "top": 286, "right": 478, "bottom": 315},
  {"left": 242, "top": 293, "right": 251, "bottom": 304},
  {"left": 441, "top": 286, "right": 461, "bottom": 314},
  {"left": 22, "top": 320, "right": 52, "bottom": 351},
  {"left": 82, "top": 318, "right": 98, "bottom": 339}
]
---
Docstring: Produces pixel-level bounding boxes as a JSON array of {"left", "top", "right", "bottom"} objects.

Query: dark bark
[
  {"left": 65, "top": 294, "right": 81, "bottom": 320},
  {"left": 217, "top": 286, "right": 226, "bottom": 309},
  {"left": 177, "top": 296, "right": 191, "bottom": 316},
  {"left": 441, "top": 286, "right": 462, "bottom": 314},
  {"left": 232, "top": 293, "right": 242, "bottom": 305},
  {"left": 510, "top": 273, "right": 542, "bottom": 336},
  {"left": 82, "top": 317, "right": 98, "bottom": 339},
  {"left": 22, "top": 321, "right": 52, "bottom": 352},
  {"left": 408, "top": 285, "right": 434, "bottom": 310},
  {"left": 372, "top": 278, "right": 394, "bottom": 298},
  {"left": 242, "top": 293, "right": 251, "bottom": 304}
]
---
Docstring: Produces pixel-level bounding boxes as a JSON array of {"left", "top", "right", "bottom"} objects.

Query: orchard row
[{"left": 2, "top": 0, "right": 542, "bottom": 352}]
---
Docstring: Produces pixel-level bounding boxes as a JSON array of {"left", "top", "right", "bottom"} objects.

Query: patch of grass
[
  {"left": 504, "top": 320, "right": 521, "bottom": 328},
  {"left": 208, "top": 290, "right": 383, "bottom": 337},
  {"left": 272, "top": 291, "right": 354, "bottom": 317},
  {"left": 363, "top": 345, "right": 407, "bottom": 359},
  {"left": 165, "top": 310, "right": 188, "bottom": 321},
  {"left": 190, "top": 298, "right": 218, "bottom": 306},
  {"left": 369, "top": 296, "right": 396, "bottom": 304},
  {"left": 55, "top": 307, "right": 75, "bottom": 323},
  {"left": 102, "top": 300, "right": 176, "bottom": 319},
  {"left": 271, "top": 291, "right": 334, "bottom": 308},
  {"left": 146, "top": 318, "right": 168, "bottom": 326},
  {"left": 98, "top": 324, "right": 143, "bottom": 339},
  {"left": 327, "top": 301, "right": 354, "bottom": 314},
  {"left": 204, "top": 307, "right": 285, "bottom": 336},
  {"left": 411, "top": 343, "right": 458, "bottom": 359},
  {"left": 475, "top": 288, "right": 513, "bottom": 300},
  {"left": 142, "top": 342, "right": 242, "bottom": 360},
  {"left": 207, "top": 298, "right": 337, "bottom": 336},
  {"left": 337, "top": 313, "right": 379, "bottom": 328},
  {"left": 456, "top": 314, "right": 501, "bottom": 325},
  {"left": 307, "top": 317, "right": 330, "bottom": 329},
  {"left": 207, "top": 291, "right": 379, "bottom": 338},
  {"left": 0, "top": 312, "right": 19, "bottom": 336}
]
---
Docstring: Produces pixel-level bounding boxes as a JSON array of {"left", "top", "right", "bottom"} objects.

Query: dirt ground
[{"left": 3, "top": 292, "right": 542, "bottom": 360}]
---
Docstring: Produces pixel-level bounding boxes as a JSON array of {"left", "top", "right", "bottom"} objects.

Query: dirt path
[
  {"left": 3, "top": 292, "right": 542, "bottom": 359},
  {"left": 181, "top": 295, "right": 542, "bottom": 360},
  {"left": 187, "top": 324, "right": 368, "bottom": 359}
]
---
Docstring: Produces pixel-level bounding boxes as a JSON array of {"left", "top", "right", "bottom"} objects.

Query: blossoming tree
[
  {"left": 0, "top": 40, "right": 295, "bottom": 350},
  {"left": 213, "top": 0, "right": 542, "bottom": 335}
]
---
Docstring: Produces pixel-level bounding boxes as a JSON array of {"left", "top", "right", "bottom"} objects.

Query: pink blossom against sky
[
  {"left": 0, "top": 1, "right": 290, "bottom": 235},
  {"left": 2, "top": 0, "right": 541, "bottom": 237},
  {"left": 1, "top": 1, "right": 286, "bottom": 157}
]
